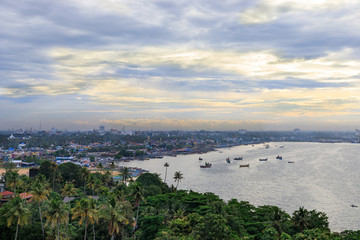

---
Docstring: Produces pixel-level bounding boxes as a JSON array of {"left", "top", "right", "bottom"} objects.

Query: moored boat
[
  {"left": 234, "top": 157, "right": 243, "bottom": 160},
  {"left": 200, "top": 162, "right": 212, "bottom": 168},
  {"left": 199, "top": 157, "right": 203, "bottom": 160},
  {"left": 276, "top": 155, "right": 282, "bottom": 160},
  {"left": 259, "top": 158, "right": 268, "bottom": 161},
  {"left": 288, "top": 161, "right": 294, "bottom": 163},
  {"left": 240, "top": 163, "right": 250, "bottom": 168},
  {"left": 226, "top": 157, "right": 230, "bottom": 163}
]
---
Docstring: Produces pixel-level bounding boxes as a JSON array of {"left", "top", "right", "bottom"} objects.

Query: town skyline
[{"left": 1, "top": 0, "right": 360, "bottom": 131}]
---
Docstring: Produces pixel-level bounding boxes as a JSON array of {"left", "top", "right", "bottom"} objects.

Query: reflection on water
[{"left": 118, "top": 142, "right": 360, "bottom": 231}]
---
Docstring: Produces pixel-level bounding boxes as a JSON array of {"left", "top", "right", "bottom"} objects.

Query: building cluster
[{"left": 1, "top": 128, "right": 360, "bottom": 170}]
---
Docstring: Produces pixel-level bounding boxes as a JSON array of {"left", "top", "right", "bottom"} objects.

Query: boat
[
  {"left": 288, "top": 161, "right": 294, "bottom": 163},
  {"left": 279, "top": 146, "right": 284, "bottom": 148},
  {"left": 234, "top": 157, "right": 243, "bottom": 160},
  {"left": 265, "top": 144, "right": 269, "bottom": 149},
  {"left": 259, "top": 158, "right": 268, "bottom": 161},
  {"left": 199, "top": 157, "right": 203, "bottom": 160},
  {"left": 276, "top": 155, "right": 282, "bottom": 160},
  {"left": 351, "top": 204, "right": 358, "bottom": 208},
  {"left": 200, "top": 162, "right": 212, "bottom": 168},
  {"left": 239, "top": 163, "right": 250, "bottom": 168},
  {"left": 226, "top": 157, "right": 230, "bottom": 163}
]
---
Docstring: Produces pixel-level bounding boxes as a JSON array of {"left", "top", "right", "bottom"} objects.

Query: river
[{"left": 117, "top": 142, "right": 360, "bottom": 232}]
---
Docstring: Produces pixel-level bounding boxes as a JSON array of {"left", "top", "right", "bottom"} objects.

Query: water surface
[{"left": 118, "top": 142, "right": 360, "bottom": 231}]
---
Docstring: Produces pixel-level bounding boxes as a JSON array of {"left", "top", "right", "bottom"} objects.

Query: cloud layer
[{"left": 1, "top": 0, "right": 360, "bottom": 130}]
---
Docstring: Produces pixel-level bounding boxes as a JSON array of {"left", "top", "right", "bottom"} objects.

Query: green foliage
[
  {"left": 293, "top": 229, "right": 331, "bottom": 239},
  {"left": 0, "top": 156, "right": 353, "bottom": 240},
  {"left": 338, "top": 230, "right": 360, "bottom": 239},
  {"left": 16, "top": 222, "right": 43, "bottom": 240},
  {"left": 138, "top": 215, "right": 164, "bottom": 240},
  {"left": 24, "top": 155, "right": 40, "bottom": 163},
  {"left": 168, "top": 217, "right": 192, "bottom": 236},
  {"left": 53, "top": 149, "right": 70, "bottom": 157},
  {"left": 0, "top": 195, "right": 31, "bottom": 240},
  {"left": 192, "top": 213, "right": 230, "bottom": 240},
  {"left": 114, "top": 148, "right": 134, "bottom": 159},
  {"left": 58, "top": 162, "right": 82, "bottom": 187},
  {"left": 136, "top": 173, "right": 169, "bottom": 196},
  {"left": 280, "top": 232, "right": 293, "bottom": 240},
  {"left": 135, "top": 150, "right": 145, "bottom": 157},
  {"left": 261, "top": 227, "right": 278, "bottom": 240},
  {"left": 39, "top": 160, "right": 53, "bottom": 180},
  {"left": 292, "top": 207, "right": 329, "bottom": 233},
  {"left": 99, "top": 196, "right": 133, "bottom": 239}
]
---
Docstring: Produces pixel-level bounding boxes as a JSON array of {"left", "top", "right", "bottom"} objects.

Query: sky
[{"left": 1, "top": 0, "right": 360, "bottom": 131}]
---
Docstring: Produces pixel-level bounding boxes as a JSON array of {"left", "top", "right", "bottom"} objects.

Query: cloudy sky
[{"left": 1, "top": 0, "right": 360, "bottom": 131}]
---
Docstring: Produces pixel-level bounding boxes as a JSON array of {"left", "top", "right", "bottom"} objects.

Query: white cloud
[
  {"left": 49, "top": 47, "right": 360, "bottom": 83},
  {"left": 239, "top": 0, "right": 357, "bottom": 24}
]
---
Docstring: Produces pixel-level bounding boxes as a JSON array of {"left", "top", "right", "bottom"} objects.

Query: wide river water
[{"left": 118, "top": 142, "right": 360, "bottom": 232}]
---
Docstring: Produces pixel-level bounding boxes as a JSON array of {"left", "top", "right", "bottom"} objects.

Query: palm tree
[
  {"left": 5, "top": 169, "right": 19, "bottom": 192},
  {"left": 292, "top": 207, "right": 310, "bottom": 232},
  {"left": 1, "top": 195, "right": 31, "bottom": 240},
  {"left": 34, "top": 174, "right": 47, "bottom": 185},
  {"left": 163, "top": 162, "right": 169, "bottom": 183},
  {"left": 61, "top": 182, "right": 78, "bottom": 231},
  {"left": 93, "top": 179, "right": 102, "bottom": 196},
  {"left": 89, "top": 198, "right": 99, "bottom": 240},
  {"left": 120, "top": 167, "right": 131, "bottom": 184},
  {"left": 50, "top": 162, "right": 58, "bottom": 191},
  {"left": 87, "top": 175, "right": 103, "bottom": 196},
  {"left": 99, "top": 196, "right": 133, "bottom": 240},
  {"left": 266, "top": 207, "right": 290, "bottom": 236},
  {"left": 72, "top": 198, "right": 98, "bottom": 240},
  {"left": 87, "top": 174, "right": 96, "bottom": 196},
  {"left": 129, "top": 182, "right": 145, "bottom": 231},
  {"left": 31, "top": 182, "right": 50, "bottom": 237},
  {"left": 173, "top": 171, "right": 183, "bottom": 189},
  {"left": 44, "top": 197, "right": 68, "bottom": 240},
  {"left": 79, "top": 167, "right": 90, "bottom": 191},
  {"left": 104, "top": 170, "right": 113, "bottom": 187},
  {"left": 15, "top": 176, "right": 31, "bottom": 193}
]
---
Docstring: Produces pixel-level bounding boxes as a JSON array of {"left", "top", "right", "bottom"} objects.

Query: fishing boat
[
  {"left": 226, "top": 157, "right": 230, "bottom": 163},
  {"left": 259, "top": 158, "right": 268, "bottom": 161},
  {"left": 234, "top": 157, "right": 243, "bottom": 160},
  {"left": 288, "top": 161, "right": 294, "bottom": 163},
  {"left": 199, "top": 157, "right": 203, "bottom": 160},
  {"left": 239, "top": 163, "right": 250, "bottom": 168},
  {"left": 200, "top": 162, "right": 212, "bottom": 168},
  {"left": 276, "top": 155, "right": 282, "bottom": 160}
]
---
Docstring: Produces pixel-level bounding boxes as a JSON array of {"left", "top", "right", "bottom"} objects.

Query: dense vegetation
[{"left": 1, "top": 161, "right": 360, "bottom": 240}]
